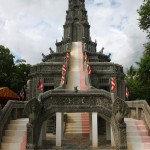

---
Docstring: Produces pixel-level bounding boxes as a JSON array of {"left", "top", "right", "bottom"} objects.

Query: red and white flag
[
  {"left": 37, "top": 79, "right": 44, "bottom": 92},
  {"left": 84, "top": 52, "right": 88, "bottom": 62},
  {"left": 61, "top": 64, "right": 67, "bottom": 84},
  {"left": 126, "top": 87, "right": 129, "bottom": 98},
  {"left": 84, "top": 53, "right": 91, "bottom": 75},
  {"left": 66, "top": 52, "right": 70, "bottom": 62},
  {"left": 111, "top": 77, "right": 116, "bottom": 92},
  {"left": 20, "top": 87, "right": 25, "bottom": 100},
  {"left": 62, "top": 64, "right": 66, "bottom": 73},
  {"left": 87, "top": 63, "right": 91, "bottom": 75}
]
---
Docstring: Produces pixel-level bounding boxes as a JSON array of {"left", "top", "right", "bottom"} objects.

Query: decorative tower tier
[
  {"left": 29, "top": 0, "right": 125, "bottom": 101},
  {"left": 56, "top": 0, "right": 97, "bottom": 53}
]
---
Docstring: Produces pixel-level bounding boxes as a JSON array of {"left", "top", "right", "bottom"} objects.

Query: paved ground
[{"left": 37, "top": 133, "right": 115, "bottom": 150}]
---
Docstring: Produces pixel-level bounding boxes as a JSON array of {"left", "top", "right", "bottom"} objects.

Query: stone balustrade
[
  {"left": 126, "top": 100, "right": 150, "bottom": 134},
  {"left": 0, "top": 100, "right": 27, "bottom": 148}
]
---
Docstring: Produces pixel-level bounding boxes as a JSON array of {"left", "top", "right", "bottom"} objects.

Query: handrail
[
  {"left": 83, "top": 60, "right": 92, "bottom": 87},
  {"left": 0, "top": 100, "right": 27, "bottom": 147},
  {"left": 126, "top": 100, "right": 150, "bottom": 133}
]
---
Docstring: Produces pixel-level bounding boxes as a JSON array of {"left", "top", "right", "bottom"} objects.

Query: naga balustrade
[
  {"left": 0, "top": 100, "right": 27, "bottom": 148},
  {"left": 126, "top": 100, "right": 150, "bottom": 134}
]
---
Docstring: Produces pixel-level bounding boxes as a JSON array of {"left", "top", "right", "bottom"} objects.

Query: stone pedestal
[
  {"left": 89, "top": 113, "right": 92, "bottom": 141},
  {"left": 106, "top": 122, "right": 111, "bottom": 140},
  {"left": 111, "top": 126, "right": 115, "bottom": 147},
  {"left": 56, "top": 112, "right": 63, "bottom": 146},
  {"left": 38, "top": 121, "right": 47, "bottom": 146},
  {"left": 92, "top": 112, "right": 98, "bottom": 147}
]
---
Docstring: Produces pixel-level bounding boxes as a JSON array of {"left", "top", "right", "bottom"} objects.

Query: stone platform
[{"left": 37, "top": 133, "right": 115, "bottom": 150}]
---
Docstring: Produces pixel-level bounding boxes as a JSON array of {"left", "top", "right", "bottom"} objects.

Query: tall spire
[
  {"left": 56, "top": 0, "right": 97, "bottom": 53},
  {"left": 63, "top": 0, "right": 90, "bottom": 42}
]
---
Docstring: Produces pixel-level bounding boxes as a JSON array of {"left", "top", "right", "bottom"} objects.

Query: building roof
[{"left": 0, "top": 87, "right": 20, "bottom": 100}]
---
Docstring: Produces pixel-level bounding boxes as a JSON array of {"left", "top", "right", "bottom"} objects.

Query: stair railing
[
  {"left": 0, "top": 100, "right": 27, "bottom": 148},
  {"left": 56, "top": 51, "right": 71, "bottom": 89},
  {"left": 126, "top": 100, "right": 150, "bottom": 134},
  {"left": 82, "top": 51, "right": 92, "bottom": 88},
  {"left": 64, "top": 55, "right": 70, "bottom": 86}
]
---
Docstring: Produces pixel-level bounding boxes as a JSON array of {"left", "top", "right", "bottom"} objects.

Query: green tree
[
  {"left": 138, "top": 0, "right": 150, "bottom": 37},
  {"left": 126, "top": 65, "right": 137, "bottom": 80},
  {"left": 137, "top": 0, "right": 150, "bottom": 101},
  {"left": 136, "top": 53, "right": 150, "bottom": 101},
  {"left": 10, "top": 59, "right": 31, "bottom": 94},
  {"left": 0, "top": 45, "right": 31, "bottom": 97},
  {"left": 0, "top": 45, "right": 15, "bottom": 87},
  {"left": 126, "top": 66, "right": 139, "bottom": 100}
]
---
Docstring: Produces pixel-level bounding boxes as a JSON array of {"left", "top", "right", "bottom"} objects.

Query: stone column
[
  {"left": 92, "top": 112, "right": 98, "bottom": 147},
  {"left": 106, "top": 122, "right": 111, "bottom": 140},
  {"left": 89, "top": 113, "right": 92, "bottom": 141},
  {"left": 111, "top": 126, "right": 115, "bottom": 147},
  {"left": 61, "top": 113, "right": 64, "bottom": 139},
  {"left": 42, "top": 121, "right": 47, "bottom": 140},
  {"left": 56, "top": 112, "right": 62, "bottom": 146},
  {"left": 38, "top": 121, "right": 47, "bottom": 146}
]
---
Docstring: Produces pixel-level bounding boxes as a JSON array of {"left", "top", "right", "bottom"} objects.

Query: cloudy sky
[{"left": 0, "top": 0, "right": 147, "bottom": 69}]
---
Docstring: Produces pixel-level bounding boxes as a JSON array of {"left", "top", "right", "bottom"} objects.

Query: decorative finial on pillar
[
  {"left": 49, "top": 47, "right": 55, "bottom": 54},
  {"left": 74, "top": 86, "right": 78, "bottom": 93},
  {"left": 100, "top": 47, "right": 104, "bottom": 53}
]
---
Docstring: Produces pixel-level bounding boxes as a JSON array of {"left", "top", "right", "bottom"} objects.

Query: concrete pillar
[
  {"left": 56, "top": 112, "right": 62, "bottom": 146},
  {"left": 89, "top": 113, "right": 92, "bottom": 141},
  {"left": 92, "top": 112, "right": 98, "bottom": 147},
  {"left": 42, "top": 121, "right": 47, "bottom": 140},
  {"left": 61, "top": 113, "right": 64, "bottom": 139},
  {"left": 38, "top": 121, "right": 47, "bottom": 146},
  {"left": 111, "top": 126, "right": 115, "bottom": 147},
  {"left": 136, "top": 107, "right": 140, "bottom": 120},
  {"left": 106, "top": 122, "right": 111, "bottom": 140}
]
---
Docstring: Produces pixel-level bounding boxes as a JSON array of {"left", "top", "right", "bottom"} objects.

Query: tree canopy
[
  {"left": 126, "top": 0, "right": 150, "bottom": 102},
  {"left": 0, "top": 45, "right": 15, "bottom": 87},
  {"left": 0, "top": 45, "right": 31, "bottom": 97},
  {"left": 138, "top": 0, "right": 150, "bottom": 37}
]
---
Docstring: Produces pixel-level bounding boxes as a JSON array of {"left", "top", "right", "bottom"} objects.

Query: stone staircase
[
  {"left": 125, "top": 118, "right": 150, "bottom": 150},
  {"left": 1, "top": 118, "right": 28, "bottom": 150},
  {"left": 65, "top": 113, "right": 89, "bottom": 137},
  {"left": 65, "top": 42, "right": 88, "bottom": 90}
]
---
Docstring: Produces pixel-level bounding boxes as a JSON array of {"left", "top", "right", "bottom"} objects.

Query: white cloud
[
  {"left": 86, "top": 0, "right": 146, "bottom": 68},
  {"left": 0, "top": 0, "right": 146, "bottom": 68}
]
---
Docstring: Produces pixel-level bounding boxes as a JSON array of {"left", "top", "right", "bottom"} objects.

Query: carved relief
[
  {"left": 111, "top": 96, "right": 128, "bottom": 149},
  {"left": 112, "top": 97, "right": 129, "bottom": 125}
]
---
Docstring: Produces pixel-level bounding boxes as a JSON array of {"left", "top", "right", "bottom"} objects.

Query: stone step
[
  {"left": 65, "top": 113, "right": 89, "bottom": 136},
  {"left": 67, "top": 115, "right": 89, "bottom": 118},
  {"left": 1, "top": 118, "right": 28, "bottom": 150},
  {"left": 125, "top": 118, "right": 150, "bottom": 150},
  {"left": 5, "top": 130, "right": 26, "bottom": 136},
  {"left": 128, "top": 142, "right": 150, "bottom": 150},
  {"left": 7, "top": 124, "right": 26, "bottom": 130},
  {"left": 67, "top": 113, "right": 88, "bottom": 115},
  {"left": 66, "top": 125, "right": 89, "bottom": 128},
  {"left": 125, "top": 120, "right": 145, "bottom": 126},
  {"left": 64, "top": 133, "right": 89, "bottom": 138},
  {"left": 62, "top": 138, "right": 90, "bottom": 144},
  {"left": 1, "top": 143, "right": 21, "bottom": 150},
  {"left": 65, "top": 129, "right": 89, "bottom": 132},
  {"left": 127, "top": 136, "right": 150, "bottom": 143},
  {"left": 127, "top": 131, "right": 148, "bottom": 136},
  {"left": 126, "top": 125, "right": 146, "bottom": 131},
  {"left": 67, "top": 116, "right": 88, "bottom": 119},
  {"left": 10, "top": 119, "right": 28, "bottom": 124},
  {"left": 66, "top": 120, "right": 89, "bottom": 123},
  {"left": 2, "top": 136, "right": 23, "bottom": 143}
]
